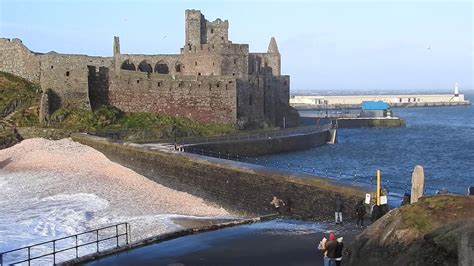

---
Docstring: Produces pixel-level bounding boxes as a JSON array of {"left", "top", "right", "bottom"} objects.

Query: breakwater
[
  {"left": 71, "top": 134, "right": 366, "bottom": 220},
  {"left": 291, "top": 93, "right": 470, "bottom": 110},
  {"left": 185, "top": 125, "right": 331, "bottom": 157},
  {"left": 337, "top": 118, "right": 406, "bottom": 128}
]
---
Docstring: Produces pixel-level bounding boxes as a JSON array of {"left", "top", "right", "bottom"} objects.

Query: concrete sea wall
[
  {"left": 71, "top": 134, "right": 366, "bottom": 221},
  {"left": 186, "top": 130, "right": 329, "bottom": 157},
  {"left": 337, "top": 118, "right": 406, "bottom": 128}
]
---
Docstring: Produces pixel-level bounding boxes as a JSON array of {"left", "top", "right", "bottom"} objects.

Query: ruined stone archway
[
  {"left": 138, "top": 60, "right": 153, "bottom": 73},
  {"left": 120, "top": 60, "right": 136, "bottom": 71},
  {"left": 154, "top": 61, "right": 170, "bottom": 74}
]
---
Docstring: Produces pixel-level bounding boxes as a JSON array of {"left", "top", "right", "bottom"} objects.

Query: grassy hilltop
[{"left": 0, "top": 71, "right": 236, "bottom": 143}]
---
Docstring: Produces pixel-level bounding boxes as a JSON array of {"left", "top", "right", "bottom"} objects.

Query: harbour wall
[
  {"left": 71, "top": 133, "right": 366, "bottom": 220},
  {"left": 186, "top": 129, "right": 330, "bottom": 157},
  {"left": 291, "top": 94, "right": 470, "bottom": 110},
  {"left": 337, "top": 118, "right": 406, "bottom": 128}
]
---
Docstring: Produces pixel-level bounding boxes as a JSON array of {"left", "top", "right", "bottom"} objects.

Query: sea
[{"left": 258, "top": 91, "right": 474, "bottom": 204}]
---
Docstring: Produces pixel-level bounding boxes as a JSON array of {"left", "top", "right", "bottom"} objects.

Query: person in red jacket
[{"left": 325, "top": 232, "right": 337, "bottom": 264}]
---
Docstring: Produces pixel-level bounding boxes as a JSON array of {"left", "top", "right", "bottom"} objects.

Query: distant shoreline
[{"left": 291, "top": 93, "right": 470, "bottom": 110}]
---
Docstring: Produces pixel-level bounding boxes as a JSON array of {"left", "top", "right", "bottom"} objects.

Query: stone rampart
[
  {"left": 187, "top": 129, "right": 329, "bottom": 157},
  {"left": 108, "top": 70, "right": 238, "bottom": 124},
  {"left": 0, "top": 38, "right": 40, "bottom": 83},
  {"left": 71, "top": 133, "right": 366, "bottom": 220}
]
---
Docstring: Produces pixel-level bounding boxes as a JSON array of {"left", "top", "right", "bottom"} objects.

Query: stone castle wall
[
  {"left": 1, "top": 9, "right": 291, "bottom": 127},
  {"left": 108, "top": 70, "right": 238, "bottom": 124},
  {"left": 181, "top": 43, "right": 249, "bottom": 77},
  {"left": 38, "top": 54, "right": 111, "bottom": 110},
  {"left": 0, "top": 38, "right": 40, "bottom": 83}
]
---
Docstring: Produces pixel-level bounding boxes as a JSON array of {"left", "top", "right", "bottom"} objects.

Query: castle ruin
[{"left": 0, "top": 10, "right": 295, "bottom": 128}]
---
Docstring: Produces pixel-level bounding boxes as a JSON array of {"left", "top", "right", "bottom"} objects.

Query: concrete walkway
[{"left": 85, "top": 219, "right": 363, "bottom": 266}]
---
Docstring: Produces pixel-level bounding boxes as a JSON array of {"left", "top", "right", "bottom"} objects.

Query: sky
[{"left": 1, "top": 0, "right": 472, "bottom": 92}]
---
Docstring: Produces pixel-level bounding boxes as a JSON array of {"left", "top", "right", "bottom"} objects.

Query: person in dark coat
[
  {"left": 334, "top": 237, "right": 344, "bottom": 266},
  {"left": 335, "top": 195, "right": 344, "bottom": 224},
  {"left": 355, "top": 200, "right": 366, "bottom": 227},
  {"left": 401, "top": 192, "right": 411, "bottom": 206}
]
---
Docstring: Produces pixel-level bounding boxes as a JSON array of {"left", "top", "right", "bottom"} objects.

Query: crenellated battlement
[{"left": 181, "top": 43, "right": 249, "bottom": 54}]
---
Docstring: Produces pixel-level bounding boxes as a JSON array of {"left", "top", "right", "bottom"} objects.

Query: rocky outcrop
[
  {"left": 0, "top": 128, "right": 23, "bottom": 150},
  {"left": 349, "top": 195, "right": 474, "bottom": 265}
]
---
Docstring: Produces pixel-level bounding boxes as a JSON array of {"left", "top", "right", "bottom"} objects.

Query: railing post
[
  {"left": 127, "top": 223, "right": 131, "bottom": 247},
  {"left": 75, "top": 235, "right": 78, "bottom": 258},
  {"left": 53, "top": 240, "right": 56, "bottom": 265},
  {"left": 116, "top": 225, "right": 119, "bottom": 247},
  {"left": 96, "top": 230, "right": 99, "bottom": 252},
  {"left": 28, "top": 247, "right": 30, "bottom": 266}
]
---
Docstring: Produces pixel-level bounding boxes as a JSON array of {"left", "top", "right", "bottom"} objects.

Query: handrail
[
  {"left": 183, "top": 146, "right": 463, "bottom": 197},
  {"left": 176, "top": 124, "right": 332, "bottom": 146},
  {"left": 93, "top": 123, "right": 333, "bottom": 145},
  {"left": 0, "top": 222, "right": 130, "bottom": 266}
]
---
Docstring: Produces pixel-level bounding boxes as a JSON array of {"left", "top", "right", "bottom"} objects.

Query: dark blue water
[{"left": 259, "top": 93, "right": 474, "bottom": 200}]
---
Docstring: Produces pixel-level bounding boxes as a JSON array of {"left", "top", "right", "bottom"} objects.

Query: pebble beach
[{"left": 0, "top": 138, "right": 232, "bottom": 253}]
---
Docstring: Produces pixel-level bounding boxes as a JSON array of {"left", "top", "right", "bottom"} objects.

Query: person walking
[
  {"left": 335, "top": 195, "right": 344, "bottom": 224},
  {"left": 355, "top": 200, "right": 366, "bottom": 227},
  {"left": 334, "top": 237, "right": 344, "bottom": 266},
  {"left": 270, "top": 196, "right": 285, "bottom": 215}
]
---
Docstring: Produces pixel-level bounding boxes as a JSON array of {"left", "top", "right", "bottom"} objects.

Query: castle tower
[
  {"left": 267, "top": 37, "right": 280, "bottom": 54},
  {"left": 264, "top": 37, "right": 281, "bottom": 76},
  {"left": 185, "top": 9, "right": 204, "bottom": 46},
  {"left": 113, "top": 36, "right": 121, "bottom": 72}
]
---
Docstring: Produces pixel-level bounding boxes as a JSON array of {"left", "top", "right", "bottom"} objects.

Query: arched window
[
  {"left": 120, "top": 60, "right": 136, "bottom": 71},
  {"left": 138, "top": 60, "right": 152, "bottom": 73},
  {"left": 154, "top": 62, "right": 169, "bottom": 74}
]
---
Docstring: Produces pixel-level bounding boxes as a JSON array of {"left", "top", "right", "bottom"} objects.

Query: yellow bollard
[{"left": 377, "top": 170, "right": 381, "bottom": 205}]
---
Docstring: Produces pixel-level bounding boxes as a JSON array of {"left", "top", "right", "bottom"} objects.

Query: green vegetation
[
  {"left": 48, "top": 106, "right": 237, "bottom": 140},
  {"left": 0, "top": 72, "right": 236, "bottom": 141},
  {"left": 0, "top": 71, "right": 41, "bottom": 118},
  {"left": 397, "top": 195, "right": 473, "bottom": 234},
  {"left": 10, "top": 106, "right": 40, "bottom": 127}
]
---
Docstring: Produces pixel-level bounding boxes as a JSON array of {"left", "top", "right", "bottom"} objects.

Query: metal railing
[
  {"left": 183, "top": 146, "right": 463, "bottom": 197},
  {"left": 175, "top": 124, "right": 333, "bottom": 145},
  {"left": 93, "top": 124, "right": 333, "bottom": 145},
  {"left": 0, "top": 223, "right": 130, "bottom": 266}
]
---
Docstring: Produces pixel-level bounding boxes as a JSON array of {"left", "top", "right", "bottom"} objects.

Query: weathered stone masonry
[
  {"left": 72, "top": 133, "right": 366, "bottom": 220},
  {"left": 0, "top": 10, "right": 293, "bottom": 127}
]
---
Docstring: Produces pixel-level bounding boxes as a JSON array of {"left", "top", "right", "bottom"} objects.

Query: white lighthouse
[{"left": 454, "top": 82, "right": 459, "bottom": 97}]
